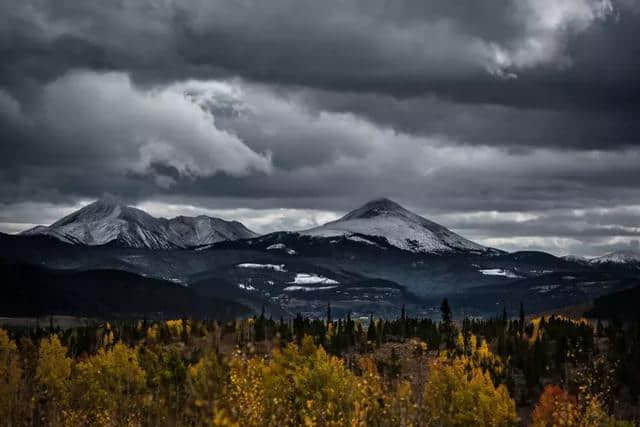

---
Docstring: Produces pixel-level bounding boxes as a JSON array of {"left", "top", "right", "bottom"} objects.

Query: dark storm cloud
[
  {"left": 296, "top": 91, "right": 640, "bottom": 150},
  {"left": 1, "top": 0, "right": 639, "bottom": 257},
  {"left": 2, "top": 0, "right": 637, "bottom": 106}
]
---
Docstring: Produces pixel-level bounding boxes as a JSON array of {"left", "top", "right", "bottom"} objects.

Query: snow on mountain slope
[
  {"left": 22, "top": 197, "right": 257, "bottom": 249},
  {"left": 590, "top": 250, "right": 640, "bottom": 264},
  {"left": 301, "top": 198, "right": 492, "bottom": 254}
]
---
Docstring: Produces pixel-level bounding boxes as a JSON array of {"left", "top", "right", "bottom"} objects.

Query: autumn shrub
[
  {"left": 530, "top": 385, "right": 633, "bottom": 427},
  {"left": 530, "top": 385, "right": 578, "bottom": 426},
  {"left": 422, "top": 356, "right": 518, "bottom": 426}
]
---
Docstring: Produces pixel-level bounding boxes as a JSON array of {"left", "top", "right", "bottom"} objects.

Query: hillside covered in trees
[{"left": 1, "top": 301, "right": 638, "bottom": 426}]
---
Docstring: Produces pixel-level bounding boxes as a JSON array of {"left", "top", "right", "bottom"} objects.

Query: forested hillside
[{"left": 1, "top": 300, "right": 638, "bottom": 426}]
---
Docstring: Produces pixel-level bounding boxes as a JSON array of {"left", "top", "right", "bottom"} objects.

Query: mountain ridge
[
  {"left": 22, "top": 198, "right": 258, "bottom": 249},
  {"left": 590, "top": 249, "right": 640, "bottom": 265}
]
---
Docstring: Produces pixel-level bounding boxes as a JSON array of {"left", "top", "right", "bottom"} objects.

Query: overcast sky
[{"left": 1, "top": 0, "right": 639, "bottom": 256}]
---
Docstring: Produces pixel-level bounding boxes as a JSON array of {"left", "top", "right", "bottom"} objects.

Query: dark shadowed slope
[{"left": 0, "top": 260, "right": 250, "bottom": 319}]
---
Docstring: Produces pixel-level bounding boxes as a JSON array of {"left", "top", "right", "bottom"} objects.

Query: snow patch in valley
[
  {"left": 237, "top": 283, "right": 256, "bottom": 291},
  {"left": 479, "top": 269, "right": 522, "bottom": 279},
  {"left": 266, "top": 243, "right": 297, "bottom": 255},
  {"left": 530, "top": 285, "right": 560, "bottom": 293},
  {"left": 237, "top": 263, "right": 287, "bottom": 272},
  {"left": 288, "top": 273, "right": 339, "bottom": 285},
  {"left": 283, "top": 285, "right": 339, "bottom": 292}
]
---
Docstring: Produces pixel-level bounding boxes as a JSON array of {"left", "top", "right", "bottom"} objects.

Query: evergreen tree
[
  {"left": 367, "top": 315, "right": 377, "bottom": 346},
  {"left": 440, "top": 299, "right": 451, "bottom": 325},
  {"left": 440, "top": 298, "right": 454, "bottom": 349},
  {"left": 400, "top": 304, "right": 407, "bottom": 339}
]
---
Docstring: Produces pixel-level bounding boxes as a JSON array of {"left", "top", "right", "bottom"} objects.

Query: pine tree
[
  {"left": 440, "top": 299, "right": 451, "bottom": 325},
  {"left": 440, "top": 298, "right": 453, "bottom": 349},
  {"left": 400, "top": 304, "right": 407, "bottom": 339},
  {"left": 346, "top": 312, "right": 354, "bottom": 347}
]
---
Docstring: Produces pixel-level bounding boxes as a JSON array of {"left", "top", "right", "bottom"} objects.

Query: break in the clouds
[{"left": 0, "top": 0, "right": 639, "bottom": 256}]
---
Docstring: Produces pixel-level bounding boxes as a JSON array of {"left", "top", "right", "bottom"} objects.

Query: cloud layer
[{"left": 1, "top": 0, "right": 639, "bottom": 256}]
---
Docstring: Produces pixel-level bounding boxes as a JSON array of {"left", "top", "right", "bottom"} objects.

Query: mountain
[
  {"left": 302, "top": 198, "right": 494, "bottom": 254},
  {"left": 165, "top": 215, "right": 257, "bottom": 247},
  {"left": 590, "top": 250, "right": 640, "bottom": 265},
  {"left": 22, "top": 196, "right": 257, "bottom": 249}
]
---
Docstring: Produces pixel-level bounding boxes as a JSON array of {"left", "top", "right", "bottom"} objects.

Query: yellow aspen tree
[
  {"left": 0, "top": 329, "right": 22, "bottom": 424},
  {"left": 36, "top": 335, "right": 72, "bottom": 424},
  {"left": 423, "top": 357, "right": 518, "bottom": 426},
  {"left": 70, "top": 342, "right": 146, "bottom": 426}
]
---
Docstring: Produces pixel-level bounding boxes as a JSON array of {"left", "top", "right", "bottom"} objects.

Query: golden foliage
[
  {"left": 0, "top": 329, "right": 22, "bottom": 423},
  {"left": 422, "top": 356, "right": 518, "bottom": 426},
  {"left": 36, "top": 335, "right": 72, "bottom": 424},
  {"left": 187, "top": 351, "right": 228, "bottom": 420},
  {"left": 37, "top": 335, "right": 72, "bottom": 397},
  {"left": 69, "top": 342, "right": 146, "bottom": 426},
  {"left": 166, "top": 319, "right": 190, "bottom": 338},
  {"left": 1, "top": 318, "right": 634, "bottom": 427},
  {"left": 215, "top": 336, "right": 358, "bottom": 426}
]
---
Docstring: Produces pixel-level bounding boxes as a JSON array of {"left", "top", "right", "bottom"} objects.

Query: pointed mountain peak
[
  {"left": 341, "top": 198, "right": 412, "bottom": 221},
  {"left": 92, "top": 194, "right": 126, "bottom": 208},
  {"left": 362, "top": 197, "right": 402, "bottom": 210}
]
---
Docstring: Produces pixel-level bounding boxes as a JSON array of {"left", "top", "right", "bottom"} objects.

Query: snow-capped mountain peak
[
  {"left": 590, "top": 250, "right": 640, "bottom": 264},
  {"left": 340, "top": 198, "right": 416, "bottom": 221},
  {"left": 22, "top": 198, "right": 257, "bottom": 249},
  {"left": 301, "top": 198, "right": 492, "bottom": 254}
]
